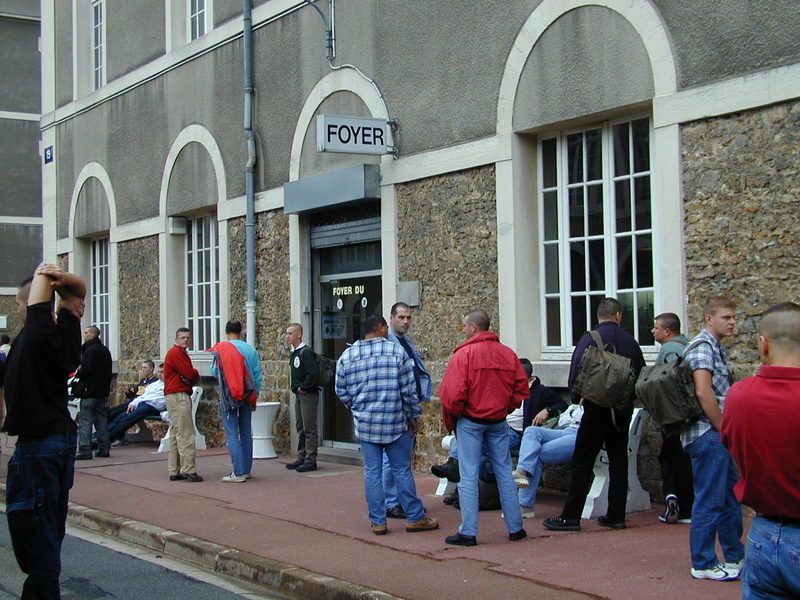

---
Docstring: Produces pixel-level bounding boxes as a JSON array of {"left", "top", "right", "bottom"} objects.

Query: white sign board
[{"left": 316, "top": 114, "right": 388, "bottom": 155}]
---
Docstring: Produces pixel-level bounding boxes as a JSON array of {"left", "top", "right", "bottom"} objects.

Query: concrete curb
[{"left": 66, "top": 503, "right": 403, "bottom": 600}]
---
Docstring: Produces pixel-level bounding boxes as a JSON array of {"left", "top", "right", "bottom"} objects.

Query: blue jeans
[
  {"left": 220, "top": 402, "right": 254, "bottom": 477},
  {"left": 743, "top": 516, "right": 800, "bottom": 599},
  {"left": 107, "top": 403, "right": 160, "bottom": 441},
  {"left": 448, "top": 429, "right": 521, "bottom": 481},
  {"left": 78, "top": 397, "right": 109, "bottom": 454},
  {"left": 684, "top": 429, "right": 744, "bottom": 569},
  {"left": 516, "top": 426, "right": 578, "bottom": 508},
  {"left": 456, "top": 418, "right": 523, "bottom": 537},
  {"left": 6, "top": 432, "right": 77, "bottom": 600},
  {"left": 361, "top": 430, "right": 426, "bottom": 526}
]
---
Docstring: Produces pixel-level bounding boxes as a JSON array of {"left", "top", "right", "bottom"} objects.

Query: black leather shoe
[
  {"left": 183, "top": 473, "right": 204, "bottom": 482},
  {"left": 597, "top": 515, "right": 627, "bottom": 529},
  {"left": 386, "top": 505, "right": 406, "bottom": 519},
  {"left": 75, "top": 453, "right": 93, "bottom": 461},
  {"left": 442, "top": 491, "right": 458, "bottom": 506},
  {"left": 509, "top": 528, "right": 527, "bottom": 541},
  {"left": 169, "top": 474, "right": 187, "bottom": 481},
  {"left": 543, "top": 517, "right": 581, "bottom": 531},
  {"left": 285, "top": 458, "right": 305, "bottom": 470},
  {"left": 445, "top": 532, "right": 477, "bottom": 547},
  {"left": 431, "top": 458, "right": 460, "bottom": 483},
  {"left": 95, "top": 450, "right": 110, "bottom": 458},
  {"left": 295, "top": 461, "right": 318, "bottom": 473}
]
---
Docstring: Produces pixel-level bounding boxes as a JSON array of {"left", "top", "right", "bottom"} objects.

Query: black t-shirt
[{"left": 1, "top": 302, "right": 81, "bottom": 437}]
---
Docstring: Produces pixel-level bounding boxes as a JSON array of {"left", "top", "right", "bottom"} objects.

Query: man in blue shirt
[
  {"left": 336, "top": 315, "right": 438, "bottom": 536},
  {"left": 383, "top": 302, "right": 431, "bottom": 519}
]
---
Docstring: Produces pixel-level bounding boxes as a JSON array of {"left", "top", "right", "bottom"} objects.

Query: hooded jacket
[{"left": 439, "top": 330, "right": 529, "bottom": 432}]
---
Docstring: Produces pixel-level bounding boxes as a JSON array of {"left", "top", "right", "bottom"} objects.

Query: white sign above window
[{"left": 316, "top": 115, "right": 388, "bottom": 155}]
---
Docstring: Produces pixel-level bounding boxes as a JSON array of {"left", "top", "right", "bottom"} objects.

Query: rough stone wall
[
  {"left": 682, "top": 99, "right": 800, "bottom": 378},
  {"left": 115, "top": 236, "right": 161, "bottom": 406},
  {"left": 394, "top": 165, "right": 500, "bottom": 469},
  {"left": 228, "top": 211, "right": 292, "bottom": 454},
  {"left": 0, "top": 295, "right": 22, "bottom": 340}
]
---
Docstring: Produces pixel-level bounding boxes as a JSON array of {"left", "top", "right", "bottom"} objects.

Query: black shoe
[
  {"left": 386, "top": 505, "right": 406, "bottom": 519},
  {"left": 431, "top": 458, "right": 460, "bottom": 483},
  {"left": 182, "top": 473, "right": 204, "bottom": 482},
  {"left": 295, "top": 461, "right": 318, "bottom": 473},
  {"left": 543, "top": 517, "right": 581, "bottom": 531},
  {"left": 95, "top": 450, "right": 110, "bottom": 458},
  {"left": 597, "top": 515, "right": 626, "bottom": 529},
  {"left": 659, "top": 494, "right": 680, "bottom": 524},
  {"left": 285, "top": 458, "right": 305, "bottom": 470},
  {"left": 442, "top": 491, "right": 458, "bottom": 506},
  {"left": 445, "top": 532, "right": 477, "bottom": 547},
  {"left": 509, "top": 528, "right": 527, "bottom": 541},
  {"left": 75, "top": 453, "right": 93, "bottom": 461},
  {"left": 169, "top": 474, "right": 187, "bottom": 481}
]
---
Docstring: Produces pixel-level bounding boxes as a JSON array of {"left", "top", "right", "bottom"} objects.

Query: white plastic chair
[{"left": 157, "top": 386, "right": 205, "bottom": 453}]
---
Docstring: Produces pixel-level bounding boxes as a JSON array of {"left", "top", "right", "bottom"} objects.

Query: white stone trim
[
  {"left": 0, "top": 111, "right": 40, "bottom": 122},
  {"left": 158, "top": 124, "right": 228, "bottom": 355},
  {"left": 497, "top": 0, "right": 678, "bottom": 134},
  {"left": 0, "top": 216, "right": 43, "bottom": 225}
]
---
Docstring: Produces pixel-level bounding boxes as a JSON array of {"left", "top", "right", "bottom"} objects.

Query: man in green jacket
[{"left": 286, "top": 323, "right": 320, "bottom": 472}]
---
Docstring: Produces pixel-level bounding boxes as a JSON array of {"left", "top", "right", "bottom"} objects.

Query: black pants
[
  {"left": 659, "top": 432, "right": 694, "bottom": 518},
  {"left": 560, "top": 401, "right": 632, "bottom": 522}
]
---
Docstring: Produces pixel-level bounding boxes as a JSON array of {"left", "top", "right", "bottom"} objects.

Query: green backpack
[
  {"left": 571, "top": 330, "right": 637, "bottom": 412},
  {"left": 635, "top": 339, "right": 710, "bottom": 434}
]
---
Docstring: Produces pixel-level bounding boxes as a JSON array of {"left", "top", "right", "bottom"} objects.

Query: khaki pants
[{"left": 166, "top": 392, "right": 196, "bottom": 475}]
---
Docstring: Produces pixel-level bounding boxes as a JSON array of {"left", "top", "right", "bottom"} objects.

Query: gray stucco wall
[
  {"left": 0, "top": 119, "right": 41, "bottom": 217},
  {"left": 106, "top": 0, "right": 166, "bottom": 82},
  {"left": 54, "top": 0, "right": 73, "bottom": 109},
  {"left": 0, "top": 18, "right": 40, "bottom": 113}
]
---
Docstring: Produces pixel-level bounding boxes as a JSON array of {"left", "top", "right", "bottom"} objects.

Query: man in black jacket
[{"left": 74, "top": 326, "right": 113, "bottom": 459}]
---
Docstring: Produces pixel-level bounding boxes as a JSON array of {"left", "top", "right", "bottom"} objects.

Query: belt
[{"left": 760, "top": 514, "right": 800, "bottom": 528}]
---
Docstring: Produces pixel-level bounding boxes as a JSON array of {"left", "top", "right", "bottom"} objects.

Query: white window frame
[
  {"left": 90, "top": 237, "right": 110, "bottom": 343},
  {"left": 185, "top": 214, "right": 219, "bottom": 351},
  {"left": 539, "top": 114, "right": 655, "bottom": 352},
  {"left": 90, "top": 0, "right": 105, "bottom": 90},
  {"left": 188, "top": 0, "right": 207, "bottom": 42}
]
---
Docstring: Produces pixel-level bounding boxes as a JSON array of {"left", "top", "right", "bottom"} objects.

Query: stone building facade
[{"left": 38, "top": 1, "right": 800, "bottom": 503}]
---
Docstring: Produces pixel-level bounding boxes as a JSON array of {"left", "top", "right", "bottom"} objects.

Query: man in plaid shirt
[
  {"left": 682, "top": 297, "right": 744, "bottom": 581},
  {"left": 335, "top": 315, "right": 438, "bottom": 536}
]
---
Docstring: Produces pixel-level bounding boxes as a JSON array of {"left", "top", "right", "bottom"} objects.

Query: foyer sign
[{"left": 316, "top": 114, "right": 388, "bottom": 155}]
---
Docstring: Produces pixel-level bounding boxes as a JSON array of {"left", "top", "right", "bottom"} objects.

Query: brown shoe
[
  {"left": 371, "top": 523, "right": 388, "bottom": 536},
  {"left": 406, "top": 516, "right": 439, "bottom": 532}
]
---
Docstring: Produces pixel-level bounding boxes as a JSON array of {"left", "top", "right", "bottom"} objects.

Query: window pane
[
  {"left": 634, "top": 175, "right": 651, "bottom": 230},
  {"left": 632, "top": 119, "right": 650, "bottom": 173},
  {"left": 544, "top": 244, "right": 559, "bottom": 294},
  {"left": 570, "top": 241, "right": 586, "bottom": 292},
  {"left": 637, "top": 290, "right": 655, "bottom": 345},
  {"left": 588, "top": 239, "right": 605, "bottom": 291},
  {"left": 613, "top": 122, "right": 630, "bottom": 177},
  {"left": 543, "top": 191, "right": 558, "bottom": 241},
  {"left": 589, "top": 295, "right": 603, "bottom": 327},
  {"left": 617, "top": 236, "right": 633, "bottom": 289},
  {"left": 618, "top": 292, "right": 635, "bottom": 336},
  {"left": 587, "top": 184, "right": 604, "bottom": 236},
  {"left": 568, "top": 187, "right": 584, "bottom": 238},
  {"left": 567, "top": 133, "right": 583, "bottom": 184},
  {"left": 615, "top": 180, "right": 631, "bottom": 233},
  {"left": 571, "top": 297, "right": 587, "bottom": 345},
  {"left": 542, "top": 138, "right": 557, "bottom": 189},
  {"left": 585, "top": 129, "right": 602, "bottom": 181},
  {"left": 546, "top": 298, "right": 561, "bottom": 346},
  {"left": 636, "top": 234, "right": 653, "bottom": 287}
]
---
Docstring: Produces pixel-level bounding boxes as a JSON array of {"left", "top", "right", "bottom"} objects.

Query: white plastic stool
[
  {"left": 252, "top": 401, "right": 280, "bottom": 459},
  {"left": 434, "top": 434, "right": 458, "bottom": 497},
  {"left": 582, "top": 407, "right": 651, "bottom": 518}
]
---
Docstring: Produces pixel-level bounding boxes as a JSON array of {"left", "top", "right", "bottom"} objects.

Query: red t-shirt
[{"left": 721, "top": 365, "right": 800, "bottom": 519}]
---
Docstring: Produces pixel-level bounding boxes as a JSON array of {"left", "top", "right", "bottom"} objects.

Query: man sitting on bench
[{"left": 108, "top": 363, "right": 165, "bottom": 445}]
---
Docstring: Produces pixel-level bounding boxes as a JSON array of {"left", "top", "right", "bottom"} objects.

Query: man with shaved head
[{"left": 722, "top": 302, "right": 800, "bottom": 598}]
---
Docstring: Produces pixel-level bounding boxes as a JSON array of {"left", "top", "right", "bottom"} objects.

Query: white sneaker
[
  {"left": 222, "top": 473, "right": 247, "bottom": 483},
  {"left": 512, "top": 468, "right": 529, "bottom": 488},
  {"left": 690, "top": 564, "right": 738, "bottom": 581},
  {"left": 724, "top": 559, "right": 744, "bottom": 576}
]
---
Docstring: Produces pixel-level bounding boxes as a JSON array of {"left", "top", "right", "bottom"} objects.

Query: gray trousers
[
  {"left": 294, "top": 392, "right": 319, "bottom": 462},
  {"left": 78, "top": 397, "right": 109, "bottom": 453}
]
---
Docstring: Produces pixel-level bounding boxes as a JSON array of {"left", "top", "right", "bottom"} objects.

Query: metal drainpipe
[{"left": 243, "top": 0, "right": 257, "bottom": 346}]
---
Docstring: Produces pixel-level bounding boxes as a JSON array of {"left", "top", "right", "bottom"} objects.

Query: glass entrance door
[{"left": 314, "top": 242, "right": 381, "bottom": 447}]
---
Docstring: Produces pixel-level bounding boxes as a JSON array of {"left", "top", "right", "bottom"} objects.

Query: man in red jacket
[
  {"left": 439, "top": 309, "right": 529, "bottom": 546},
  {"left": 164, "top": 327, "right": 202, "bottom": 482}
]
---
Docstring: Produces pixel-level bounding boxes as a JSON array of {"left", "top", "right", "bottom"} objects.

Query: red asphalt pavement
[{"left": 0, "top": 439, "right": 746, "bottom": 600}]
